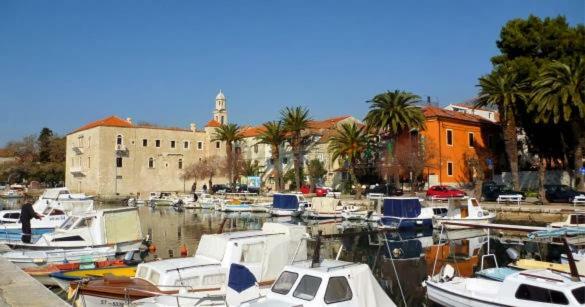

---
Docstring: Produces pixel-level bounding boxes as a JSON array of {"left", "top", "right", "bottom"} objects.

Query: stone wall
[{"left": 494, "top": 170, "right": 572, "bottom": 190}]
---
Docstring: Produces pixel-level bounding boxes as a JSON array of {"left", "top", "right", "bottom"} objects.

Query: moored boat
[
  {"left": 1, "top": 246, "right": 117, "bottom": 268},
  {"left": 378, "top": 197, "right": 446, "bottom": 230},
  {"left": 433, "top": 197, "right": 495, "bottom": 229},
  {"left": 269, "top": 193, "right": 307, "bottom": 217},
  {"left": 303, "top": 197, "right": 343, "bottom": 220}
]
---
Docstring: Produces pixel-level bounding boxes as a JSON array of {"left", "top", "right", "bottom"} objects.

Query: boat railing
[{"left": 165, "top": 263, "right": 221, "bottom": 273}]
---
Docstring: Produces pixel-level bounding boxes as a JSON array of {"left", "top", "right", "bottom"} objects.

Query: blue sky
[{"left": 0, "top": 1, "right": 583, "bottom": 146}]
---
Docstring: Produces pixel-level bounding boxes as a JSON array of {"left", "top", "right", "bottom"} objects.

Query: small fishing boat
[
  {"left": 303, "top": 197, "right": 343, "bottom": 219},
  {"left": 433, "top": 197, "right": 495, "bottom": 229},
  {"left": 219, "top": 199, "right": 251, "bottom": 212},
  {"left": 2, "top": 208, "right": 144, "bottom": 253},
  {"left": 52, "top": 266, "right": 138, "bottom": 290},
  {"left": 341, "top": 194, "right": 384, "bottom": 221},
  {"left": 551, "top": 213, "right": 585, "bottom": 228},
  {"left": 378, "top": 197, "right": 446, "bottom": 230},
  {"left": 24, "top": 258, "right": 128, "bottom": 287},
  {"left": 249, "top": 201, "right": 272, "bottom": 213},
  {"left": 427, "top": 266, "right": 585, "bottom": 306},
  {"left": 1, "top": 246, "right": 117, "bottom": 268},
  {"left": 243, "top": 259, "right": 397, "bottom": 307},
  {"left": 148, "top": 192, "right": 175, "bottom": 206},
  {"left": 70, "top": 222, "right": 308, "bottom": 307},
  {"left": 269, "top": 193, "right": 308, "bottom": 217},
  {"left": 197, "top": 193, "right": 220, "bottom": 209}
]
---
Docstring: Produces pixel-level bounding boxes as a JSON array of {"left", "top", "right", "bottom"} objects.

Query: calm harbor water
[{"left": 0, "top": 198, "right": 564, "bottom": 306}]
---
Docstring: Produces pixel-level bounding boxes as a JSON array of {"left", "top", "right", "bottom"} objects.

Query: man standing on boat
[{"left": 19, "top": 195, "right": 43, "bottom": 243}]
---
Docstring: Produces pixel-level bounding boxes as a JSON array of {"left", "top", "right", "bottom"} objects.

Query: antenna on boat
[
  {"left": 562, "top": 237, "right": 580, "bottom": 281},
  {"left": 311, "top": 230, "right": 322, "bottom": 268}
]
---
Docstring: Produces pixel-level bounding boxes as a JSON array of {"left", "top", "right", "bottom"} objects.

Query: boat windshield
[
  {"left": 60, "top": 217, "right": 78, "bottom": 230},
  {"left": 272, "top": 271, "right": 299, "bottom": 295},
  {"left": 573, "top": 287, "right": 585, "bottom": 304},
  {"left": 471, "top": 199, "right": 480, "bottom": 207}
]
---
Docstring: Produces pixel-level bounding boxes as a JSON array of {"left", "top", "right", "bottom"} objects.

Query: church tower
[{"left": 213, "top": 90, "right": 228, "bottom": 125}]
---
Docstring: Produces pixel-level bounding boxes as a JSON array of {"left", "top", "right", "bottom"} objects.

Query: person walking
[
  {"left": 20, "top": 196, "right": 43, "bottom": 243},
  {"left": 202, "top": 184, "right": 208, "bottom": 193}
]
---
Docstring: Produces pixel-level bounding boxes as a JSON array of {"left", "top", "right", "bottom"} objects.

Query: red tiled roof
[
  {"left": 308, "top": 115, "right": 351, "bottom": 130},
  {"left": 241, "top": 126, "right": 266, "bottom": 138},
  {"left": 423, "top": 106, "right": 495, "bottom": 125},
  {"left": 205, "top": 119, "right": 221, "bottom": 128},
  {"left": 72, "top": 115, "right": 133, "bottom": 133}
]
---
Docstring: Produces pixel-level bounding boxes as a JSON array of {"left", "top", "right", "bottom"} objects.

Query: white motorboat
[
  {"left": 71, "top": 222, "right": 308, "bottom": 307},
  {"left": 249, "top": 201, "right": 272, "bottom": 213},
  {"left": 148, "top": 192, "right": 175, "bottom": 206},
  {"left": 3, "top": 208, "right": 144, "bottom": 253},
  {"left": 1, "top": 246, "right": 117, "bottom": 268},
  {"left": 303, "top": 197, "right": 343, "bottom": 219},
  {"left": 433, "top": 197, "right": 495, "bottom": 229},
  {"left": 242, "top": 259, "right": 397, "bottom": 307},
  {"left": 269, "top": 193, "right": 308, "bottom": 217},
  {"left": 198, "top": 193, "right": 221, "bottom": 209},
  {"left": 342, "top": 193, "right": 384, "bottom": 221},
  {"left": 551, "top": 213, "right": 585, "bottom": 228},
  {"left": 219, "top": 199, "right": 252, "bottom": 212},
  {"left": 426, "top": 266, "right": 585, "bottom": 306},
  {"left": 0, "top": 188, "right": 94, "bottom": 241}
]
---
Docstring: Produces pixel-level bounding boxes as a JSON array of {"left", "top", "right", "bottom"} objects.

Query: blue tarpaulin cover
[
  {"left": 382, "top": 198, "right": 421, "bottom": 218},
  {"left": 228, "top": 263, "right": 257, "bottom": 293},
  {"left": 272, "top": 194, "right": 299, "bottom": 210}
]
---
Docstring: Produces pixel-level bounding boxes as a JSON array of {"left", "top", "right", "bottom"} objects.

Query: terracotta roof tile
[
  {"left": 71, "top": 115, "right": 133, "bottom": 134},
  {"left": 308, "top": 115, "right": 351, "bottom": 130},
  {"left": 423, "top": 106, "right": 495, "bottom": 125},
  {"left": 205, "top": 120, "right": 222, "bottom": 128},
  {"left": 241, "top": 126, "right": 266, "bottom": 138}
]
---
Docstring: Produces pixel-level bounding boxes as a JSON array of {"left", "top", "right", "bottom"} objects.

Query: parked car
[
  {"left": 363, "top": 183, "right": 404, "bottom": 196},
  {"left": 544, "top": 184, "right": 585, "bottom": 203},
  {"left": 211, "top": 184, "right": 228, "bottom": 194},
  {"left": 481, "top": 182, "right": 525, "bottom": 201},
  {"left": 299, "top": 185, "right": 332, "bottom": 197},
  {"left": 426, "top": 185, "right": 466, "bottom": 199}
]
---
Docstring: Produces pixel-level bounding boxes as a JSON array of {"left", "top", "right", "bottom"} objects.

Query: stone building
[{"left": 65, "top": 91, "right": 229, "bottom": 197}]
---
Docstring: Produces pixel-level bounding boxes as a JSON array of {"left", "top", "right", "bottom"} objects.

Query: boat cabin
[
  {"left": 134, "top": 223, "right": 308, "bottom": 292},
  {"left": 445, "top": 197, "right": 488, "bottom": 219},
  {"left": 551, "top": 213, "right": 585, "bottom": 228},
  {"left": 243, "top": 259, "right": 396, "bottom": 307},
  {"left": 270, "top": 194, "right": 309, "bottom": 216}
]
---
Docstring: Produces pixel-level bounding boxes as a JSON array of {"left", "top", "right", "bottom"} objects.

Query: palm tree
[
  {"left": 477, "top": 67, "right": 528, "bottom": 191},
  {"left": 328, "top": 122, "right": 370, "bottom": 199},
  {"left": 212, "top": 123, "right": 244, "bottom": 188},
  {"left": 281, "top": 106, "right": 311, "bottom": 191},
  {"left": 364, "top": 90, "right": 425, "bottom": 135},
  {"left": 364, "top": 90, "right": 425, "bottom": 184},
  {"left": 531, "top": 57, "right": 585, "bottom": 189},
  {"left": 256, "top": 121, "right": 287, "bottom": 191}
]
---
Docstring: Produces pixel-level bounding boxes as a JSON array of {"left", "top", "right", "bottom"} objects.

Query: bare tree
[{"left": 181, "top": 156, "right": 226, "bottom": 191}]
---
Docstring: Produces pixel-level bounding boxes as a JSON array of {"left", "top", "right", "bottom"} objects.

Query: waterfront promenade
[{"left": 0, "top": 245, "right": 68, "bottom": 307}]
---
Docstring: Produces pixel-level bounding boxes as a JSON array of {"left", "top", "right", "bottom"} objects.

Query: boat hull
[
  {"left": 0, "top": 227, "right": 54, "bottom": 242},
  {"left": 304, "top": 211, "right": 342, "bottom": 220},
  {"left": 426, "top": 280, "right": 513, "bottom": 307},
  {"left": 433, "top": 215, "right": 495, "bottom": 229},
  {"left": 378, "top": 217, "right": 432, "bottom": 230},
  {"left": 269, "top": 209, "right": 301, "bottom": 217},
  {"left": 5, "top": 239, "right": 142, "bottom": 254}
]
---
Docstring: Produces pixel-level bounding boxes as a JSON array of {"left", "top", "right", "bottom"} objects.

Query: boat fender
[{"left": 440, "top": 264, "right": 455, "bottom": 282}]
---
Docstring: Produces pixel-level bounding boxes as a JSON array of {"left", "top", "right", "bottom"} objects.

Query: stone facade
[{"left": 65, "top": 92, "right": 229, "bottom": 197}]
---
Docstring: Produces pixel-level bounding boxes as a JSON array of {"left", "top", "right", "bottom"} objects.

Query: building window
[
  {"left": 116, "top": 157, "right": 123, "bottom": 168},
  {"left": 183, "top": 141, "right": 189, "bottom": 149},
  {"left": 197, "top": 142, "right": 203, "bottom": 150},
  {"left": 178, "top": 159, "right": 183, "bottom": 169},
  {"left": 148, "top": 158, "right": 155, "bottom": 169},
  {"left": 87, "top": 136, "right": 91, "bottom": 148},
  {"left": 155, "top": 140, "right": 161, "bottom": 147},
  {"left": 170, "top": 140, "right": 176, "bottom": 148},
  {"left": 221, "top": 116, "right": 225, "bottom": 124},
  {"left": 283, "top": 157, "right": 288, "bottom": 164},
  {"left": 116, "top": 135, "right": 123, "bottom": 145},
  {"left": 142, "top": 139, "right": 148, "bottom": 147},
  {"left": 447, "top": 161, "right": 453, "bottom": 176},
  {"left": 254, "top": 144, "right": 258, "bottom": 154},
  {"left": 216, "top": 141, "right": 220, "bottom": 149},
  {"left": 468, "top": 132, "right": 475, "bottom": 147},
  {"left": 446, "top": 129, "right": 453, "bottom": 146},
  {"left": 87, "top": 157, "right": 91, "bottom": 168}
]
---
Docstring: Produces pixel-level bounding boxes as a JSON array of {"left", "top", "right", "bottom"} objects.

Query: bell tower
[{"left": 213, "top": 90, "right": 228, "bottom": 125}]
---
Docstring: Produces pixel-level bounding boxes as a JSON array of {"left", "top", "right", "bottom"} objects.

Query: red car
[
  {"left": 300, "top": 185, "right": 332, "bottom": 197},
  {"left": 426, "top": 185, "right": 466, "bottom": 199}
]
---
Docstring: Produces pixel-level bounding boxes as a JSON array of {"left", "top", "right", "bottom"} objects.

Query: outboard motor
[{"left": 506, "top": 247, "right": 520, "bottom": 261}]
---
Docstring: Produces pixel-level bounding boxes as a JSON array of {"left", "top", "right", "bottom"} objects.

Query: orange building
[{"left": 420, "top": 106, "right": 500, "bottom": 186}]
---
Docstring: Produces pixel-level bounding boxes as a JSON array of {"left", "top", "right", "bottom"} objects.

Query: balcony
[
  {"left": 115, "top": 144, "right": 128, "bottom": 153},
  {"left": 70, "top": 166, "right": 83, "bottom": 174},
  {"left": 72, "top": 146, "right": 84, "bottom": 155}
]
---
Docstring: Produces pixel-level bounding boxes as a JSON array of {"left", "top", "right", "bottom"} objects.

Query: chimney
[
  {"left": 126, "top": 117, "right": 133, "bottom": 124},
  {"left": 427, "top": 96, "right": 431, "bottom": 105},
  {"left": 190, "top": 123, "right": 197, "bottom": 132}
]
